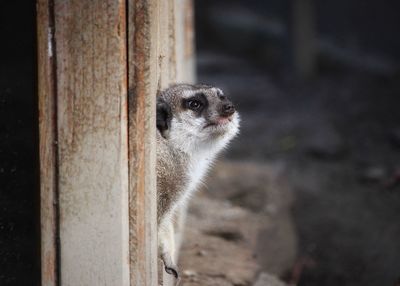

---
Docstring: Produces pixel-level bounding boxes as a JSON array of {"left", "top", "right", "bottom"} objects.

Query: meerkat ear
[{"left": 157, "top": 97, "right": 172, "bottom": 138}]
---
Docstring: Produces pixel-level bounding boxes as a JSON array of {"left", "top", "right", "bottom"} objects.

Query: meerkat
[{"left": 156, "top": 84, "right": 240, "bottom": 279}]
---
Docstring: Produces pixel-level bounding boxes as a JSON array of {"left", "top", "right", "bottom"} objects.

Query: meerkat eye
[{"left": 187, "top": 100, "right": 202, "bottom": 110}]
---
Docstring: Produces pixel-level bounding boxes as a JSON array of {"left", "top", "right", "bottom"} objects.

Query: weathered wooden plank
[
  {"left": 173, "top": 0, "right": 185, "bottom": 82},
  {"left": 127, "top": 0, "right": 159, "bottom": 285},
  {"left": 158, "top": 0, "right": 171, "bottom": 90},
  {"left": 168, "top": 0, "right": 177, "bottom": 83},
  {"left": 53, "top": 1, "right": 130, "bottom": 285},
  {"left": 169, "top": 0, "right": 195, "bottom": 83},
  {"left": 37, "top": 1, "right": 58, "bottom": 285},
  {"left": 183, "top": 0, "right": 196, "bottom": 83}
]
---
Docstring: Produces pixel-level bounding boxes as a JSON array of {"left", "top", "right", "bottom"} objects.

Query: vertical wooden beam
[
  {"left": 38, "top": 0, "right": 133, "bottom": 285},
  {"left": 37, "top": 1, "right": 58, "bottom": 285},
  {"left": 168, "top": 0, "right": 177, "bottom": 83},
  {"left": 54, "top": 1, "right": 130, "bottom": 285},
  {"left": 183, "top": 0, "right": 196, "bottom": 83},
  {"left": 158, "top": 0, "right": 171, "bottom": 90},
  {"left": 127, "top": 1, "right": 159, "bottom": 285},
  {"left": 169, "top": 0, "right": 195, "bottom": 83},
  {"left": 173, "top": 0, "right": 185, "bottom": 83}
]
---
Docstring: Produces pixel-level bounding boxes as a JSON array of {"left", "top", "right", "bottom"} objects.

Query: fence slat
[
  {"left": 54, "top": 1, "right": 130, "bottom": 285},
  {"left": 127, "top": 1, "right": 159, "bottom": 285},
  {"left": 37, "top": 0, "right": 58, "bottom": 285}
]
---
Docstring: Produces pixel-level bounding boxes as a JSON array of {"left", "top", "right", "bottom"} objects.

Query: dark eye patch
[{"left": 182, "top": 92, "right": 208, "bottom": 114}]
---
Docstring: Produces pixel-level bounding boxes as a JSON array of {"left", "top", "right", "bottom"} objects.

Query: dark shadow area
[
  {"left": 0, "top": 2, "right": 40, "bottom": 285},
  {"left": 191, "top": 1, "right": 400, "bottom": 285}
]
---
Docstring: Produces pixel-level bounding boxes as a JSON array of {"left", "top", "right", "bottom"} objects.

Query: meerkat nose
[{"left": 221, "top": 102, "right": 235, "bottom": 117}]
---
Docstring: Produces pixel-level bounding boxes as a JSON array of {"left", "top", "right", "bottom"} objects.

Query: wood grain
[
  {"left": 169, "top": 0, "right": 195, "bottom": 83},
  {"left": 127, "top": 0, "right": 158, "bottom": 285},
  {"left": 54, "top": 1, "right": 130, "bottom": 285},
  {"left": 37, "top": 0, "right": 58, "bottom": 285},
  {"left": 183, "top": 0, "right": 196, "bottom": 83}
]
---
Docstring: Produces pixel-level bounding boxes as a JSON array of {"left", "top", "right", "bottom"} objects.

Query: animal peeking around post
[{"left": 156, "top": 84, "right": 240, "bottom": 281}]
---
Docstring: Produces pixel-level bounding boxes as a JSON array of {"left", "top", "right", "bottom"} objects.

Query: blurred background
[
  {"left": 179, "top": 0, "right": 400, "bottom": 286},
  {"left": 1, "top": 1, "right": 400, "bottom": 286}
]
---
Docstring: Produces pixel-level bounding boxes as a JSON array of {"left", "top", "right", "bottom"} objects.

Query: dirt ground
[
  {"left": 179, "top": 161, "right": 296, "bottom": 286},
  {"left": 177, "top": 51, "right": 400, "bottom": 286}
]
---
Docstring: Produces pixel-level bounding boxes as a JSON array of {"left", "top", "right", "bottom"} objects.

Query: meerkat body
[{"left": 156, "top": 84, "right": 240, "bottom": 278}]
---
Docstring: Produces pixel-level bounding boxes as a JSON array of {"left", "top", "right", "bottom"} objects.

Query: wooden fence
[{"left": 37, "top": 0, "right": 194, "bottom": 285}]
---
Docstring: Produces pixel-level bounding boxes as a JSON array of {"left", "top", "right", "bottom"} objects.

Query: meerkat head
[{"left": 157, "top": 84, "right": 240, "bottom": 153}]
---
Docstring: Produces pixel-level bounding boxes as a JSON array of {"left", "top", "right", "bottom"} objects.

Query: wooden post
[
  {"left": 38, "top": 0, "right": 133, "bottom": 285},
  {"left": 37, "top": 0, "right": 194, "bottom": 285},
  {"left": 170, "top": 0, "right": 196, "bottom": 83},
  {"left": 127, "top": 0, "right": 159, "bottom": 285}
]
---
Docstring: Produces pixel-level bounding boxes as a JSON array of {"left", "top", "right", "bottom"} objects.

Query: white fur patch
[{"left": 170, "top": 112, "right": 240, "bottom": 211}]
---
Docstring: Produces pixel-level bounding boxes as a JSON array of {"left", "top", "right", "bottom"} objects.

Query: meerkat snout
[
  {"left": 156, "top": 84, "right": 240, "bottom": 280},
  {"left": 220, "top": 101, "right": 235, "bottom": 117}
]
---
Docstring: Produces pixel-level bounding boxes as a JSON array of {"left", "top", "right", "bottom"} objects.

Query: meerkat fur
[{"left": 156, "top": 84, "right": 240, "bottom": 279}]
